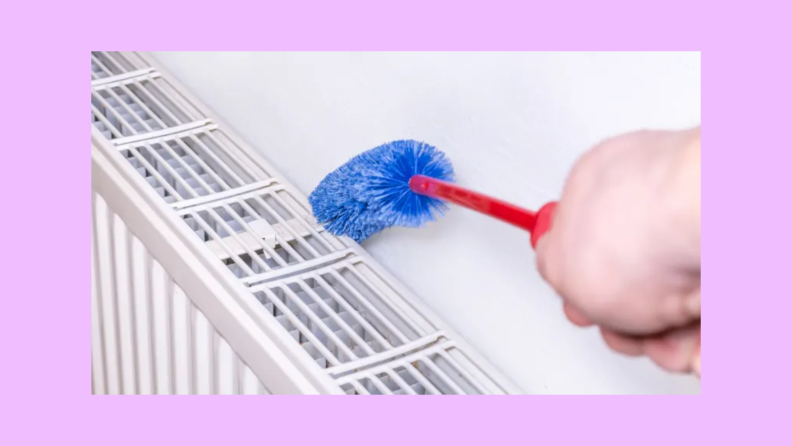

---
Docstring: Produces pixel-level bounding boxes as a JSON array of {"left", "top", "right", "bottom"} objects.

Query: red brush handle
[{"left": 409, "top": 174, "right": 557, "bottom": 249}]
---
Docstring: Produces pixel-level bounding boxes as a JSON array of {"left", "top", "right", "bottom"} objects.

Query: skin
[{"left": 536, "top": 127, "right": 701, "bottom": 376}]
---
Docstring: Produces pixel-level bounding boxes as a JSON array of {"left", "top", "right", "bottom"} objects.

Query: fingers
[
  {"left": 541, "top": 241, "right": 701, "bottom": 375},
  {"left": 597, "top": 323, "right": 700, "bottom": 374},
  {"left": 540, "top": 223, "right": 700, "bottom": 376},
  {"left": 600, "top": 328, "right": 644, "bottom": 356},
  {"left": 563, "top": 301, "right": 593, "bottom": 327},
  {"left": 643, "top": 322, "right": 700, "bottom": 374}
]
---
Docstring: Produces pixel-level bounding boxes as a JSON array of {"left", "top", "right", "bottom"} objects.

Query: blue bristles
[{"left": 308, "top": 140, "right": 455, "bottom": 242}]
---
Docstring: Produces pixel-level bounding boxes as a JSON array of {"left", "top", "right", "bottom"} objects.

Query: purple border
[{"left": 6, "top": 0, "right": 788, "bottom": 443}]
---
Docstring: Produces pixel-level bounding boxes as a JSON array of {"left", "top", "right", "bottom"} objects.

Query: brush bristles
[{"left": 309, "top": 140, "right": 455, "bottom": 242}]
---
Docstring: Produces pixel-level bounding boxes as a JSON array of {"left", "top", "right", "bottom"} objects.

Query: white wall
[{"left": 151, "top": 52, "right": 701, "bottom": 394}]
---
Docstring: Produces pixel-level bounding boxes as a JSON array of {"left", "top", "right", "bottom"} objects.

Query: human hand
[{"left": 536, "top": 128, "right": 701, "bottom": 376}]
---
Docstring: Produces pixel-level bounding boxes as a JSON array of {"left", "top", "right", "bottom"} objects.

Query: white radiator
[{"left": 90, "top": 51, "right": 521, "bottom": 395}]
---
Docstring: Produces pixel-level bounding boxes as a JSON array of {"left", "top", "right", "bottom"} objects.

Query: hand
[{"left": 536, "top": 128, "right": 701, "bottom": 376}]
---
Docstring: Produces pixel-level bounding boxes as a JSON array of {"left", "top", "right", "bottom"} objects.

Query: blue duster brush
[{"left": 308, "top": 140, "right": 557, "bottom": 247}]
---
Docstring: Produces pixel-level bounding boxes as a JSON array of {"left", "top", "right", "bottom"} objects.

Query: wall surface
[{"left": 151, "top": 51, "right": 701, "bottom": 394}]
